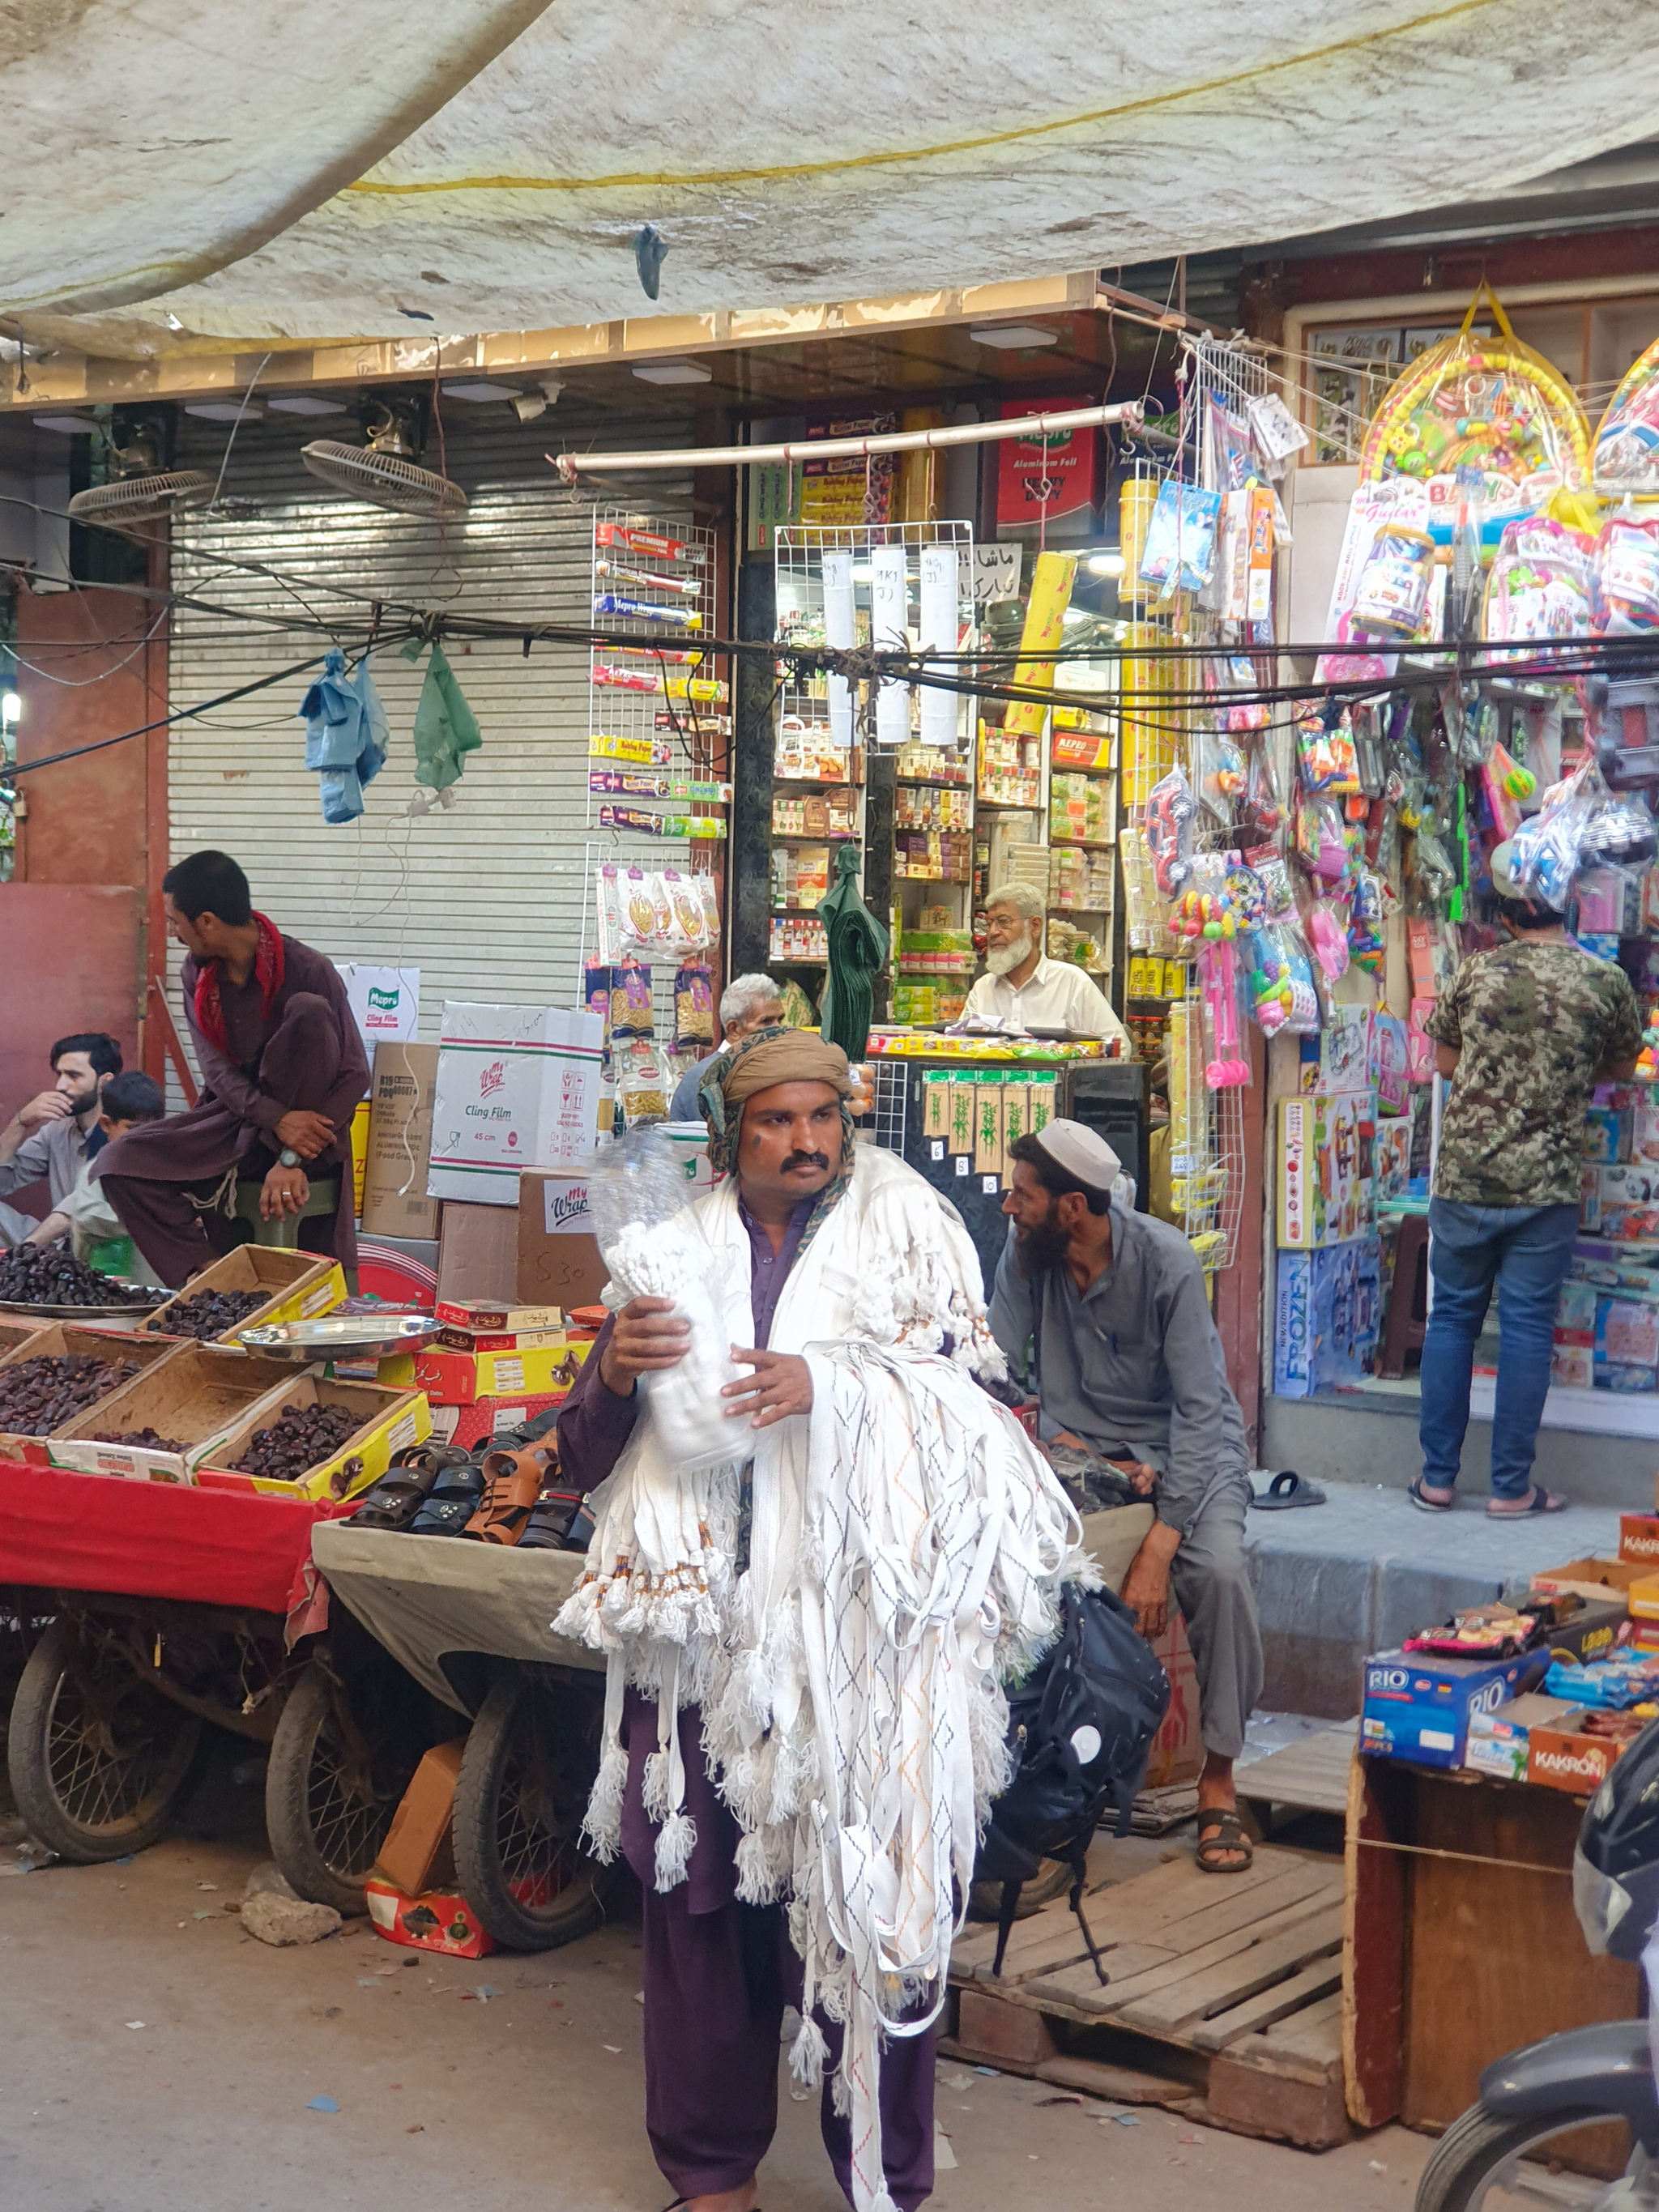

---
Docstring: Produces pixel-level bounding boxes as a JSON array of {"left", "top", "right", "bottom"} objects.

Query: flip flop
[
  {"left": 1195, "top": 1809, "right": 1253, "bottom": 1874},
  {"left": 1409, "top": 1477, "right": 1456, "bottom": 1513},
  {"left": 348, "top": 1465, "right": 438, "bottom": 1531},
  {"left": 1486, "top": 1486, "right": 1568, "bottom": 1517},
  {"left": 407, "top": 1495, "right": 480, "bottom": 1538},
  {"left": 1250, "top": 1470, "right": 1326, "bottom": 1511}
]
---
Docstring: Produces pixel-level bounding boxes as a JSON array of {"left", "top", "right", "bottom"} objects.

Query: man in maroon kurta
[{"left": 96, "top": 850, "right": 369, "bottom": 1288}]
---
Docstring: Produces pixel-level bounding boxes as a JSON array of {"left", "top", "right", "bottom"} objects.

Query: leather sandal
[
  {"left": 1195, "top": 1808, "right": 1253, "bottom": 1874},
  {"left": 348, "top": 1465, "right": 437, "bottom": 1532},
  {"left": 407, "top": 1461, "right": 487, "bottom": 1536},
  {"left": 518, "top": 1484, "right": 595, "bottom": 1552},
  {"left": 464, "top": 1447, "right": 548, "bottom": 1545}
]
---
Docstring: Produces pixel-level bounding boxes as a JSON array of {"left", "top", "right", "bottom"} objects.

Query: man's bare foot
[
  {"left": 1194, "top": 1751, "right": 1252, "bottom": 1873},
  {"left": 685, "top": 2182, "right": 758, "bottom": 2212}
]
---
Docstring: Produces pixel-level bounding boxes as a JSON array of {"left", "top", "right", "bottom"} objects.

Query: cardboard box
[
  {"left": 139, "top": 1247, "right": 347, "bottom": 1344},
  {"left": 1273, "top": 1240, "right": 1381, "bottom": 1398},
  {"left": 0, "top": 1324, "right": 184, "bottom": 1458},
  {"left": 1277, "top": 1091, "right": 1374, "bottom": 1249},
  {"left": 436, "top": 1297, "right": 565, "bottom": 1333},
  {"left": 335, "top": 962, "right": 420, "bottom": 1056},
  {"left": 1465, "top": 1692, "right": 1579, "bottom": 1783},
  {"left": 1528, "top": 1711, "right": 1631, "bottom": 1796},
  {"left": 47, "top": 1345, "right": 303, "bottom": 1483},
  {"left": 427, "top": 1390, "right": 568, "bottom": 1452},
  {"left": 1536, "top": 1596, "right": 1630, "bottom": 1667},
  {"left": 373, "top": 1739, "right": 465, "bottom": 1897},
  {"left": 0, "top": 1321, "right": 49, "bottom": 1361},
  {"left": 437, "top": 1322, "right": 565, "bottom": 1353},
  {"left": 1627, "top": 1574, "right": 1659, "bottom": 1622},
  {"left": 428, "top": 1003, "right": 603, "bottom": 1205},
  {"left": 195, "top": 1375, "right": 431, "bottom": 1501},
  {"left": 1530, "top": 1558, "right": 1650, "bottom": 1601},
  {"left": 516, "top": 1172, "right": 612, "bottom": 1314},
  {"left": 1620, "top": 1515, "right": 1659, "bottom": 1566},
  {"left": 1359, "top": 1647, "right": 1545, "bottom": 1768},
  {"left": 364, "top": 1878, "right": 495, "bottom": 1958},
  {"left": 415, "top": 1338, "right": 587, "bottom": 1406},
  {"left": 356, "top": 1235, "right": 439, "bottom": 1311},
  {"left": 360, "top": 1043, "right": 441, "bottom": 1240},
  {"left": 437, "top": 1200, "right": 522, "bottom": 1312}
]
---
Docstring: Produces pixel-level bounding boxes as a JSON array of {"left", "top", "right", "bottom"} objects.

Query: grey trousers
[{"left": 1167, "top": 1476, "right": 1263, "bottom": 1762}]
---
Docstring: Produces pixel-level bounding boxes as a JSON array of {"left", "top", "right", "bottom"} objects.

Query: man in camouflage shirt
[{"left": 1414, "top": 845, "right": 1641, "bottom": 1516}]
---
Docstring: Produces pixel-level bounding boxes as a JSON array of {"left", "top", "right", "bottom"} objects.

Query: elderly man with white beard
[
  {"left": 961, "top": 882, "right": 1130, "bottom": 1050},
  {"left": 554, "top": 1025, "right": 1079, "bottom": 2212}
]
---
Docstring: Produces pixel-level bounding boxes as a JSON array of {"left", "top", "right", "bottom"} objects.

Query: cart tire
[
  {"left": 453, "top": 1675, "right": 613, "bottom": 1951},
  {"left": 266, "top": 1657, "right": 428, "bottom": 1916},
  {"left": 6, "top": 1617, "right": 204, "bottom": 1863},
  {"left": 1413, "top": 2099, "right": 1623, "bottom": 2212}
]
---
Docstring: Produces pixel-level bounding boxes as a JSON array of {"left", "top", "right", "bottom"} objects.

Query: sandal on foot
[
  {"left": 1486, "top": 1486, "right": 1567, "bottom": 1517},
  {"left": 1409, "top": 1477, "right": 1456, "bottom": 1513},
  {"left": 1195, "top": 1809, "right": 1253, "bottom": 1874}
]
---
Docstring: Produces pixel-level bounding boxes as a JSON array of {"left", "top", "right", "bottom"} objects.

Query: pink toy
[
  {"left": 1200, "top": 940, "right": 1252, "bottom": 1088},
  {"left": 1305, "top": 901, "right": 1350, "bottom": 982}
]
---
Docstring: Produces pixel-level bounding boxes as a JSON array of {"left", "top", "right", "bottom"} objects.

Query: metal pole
[{"left": 551, "top": 401, "right": 1145, "bottom": 483}]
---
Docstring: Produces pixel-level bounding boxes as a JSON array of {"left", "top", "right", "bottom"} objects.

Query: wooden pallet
[
  {"left": 944, "top": 1843, "right": 1350, "bottom": 2149},
  {"left": 1239, "top": 1722, "right": 1358, "bottom": 1826}
]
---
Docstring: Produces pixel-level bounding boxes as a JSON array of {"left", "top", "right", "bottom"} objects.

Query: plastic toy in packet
[
  {"left": 1482, "top": 516, "right": 1593, "bottom": 654},
  {"left": 1593, "top": 514, "right": 1659, "bottom": 635},
  {"left": 1144, "top": 766, "right": 1196, "bottom": 893},
  {"left": 1137, "top": 481, "right": 1222, "bottom": 599},
  {"left": 1294, "top": 791, "right": 1350, "bottom": 884},
  {"left": 1359, "top": 285, "right": 1591, "bottom": 523},
  {"left": 1594, "top": 331, "right": 1659, "bottom": 497},
  {"left": 1295, "top": 705, "right": 1360, "bottom": 795},
  {"left": 1506, "top": 762, "right": 1598, "bottom": 907}
]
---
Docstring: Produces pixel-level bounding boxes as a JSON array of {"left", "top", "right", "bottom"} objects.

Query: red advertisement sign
[{"left": 996, "top": 397, "right": 1101, "bottom": 528}]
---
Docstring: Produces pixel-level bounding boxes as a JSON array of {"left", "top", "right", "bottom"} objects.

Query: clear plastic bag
[{"left": 586, "top": 1130, "right": 742, "bottom": 1469}]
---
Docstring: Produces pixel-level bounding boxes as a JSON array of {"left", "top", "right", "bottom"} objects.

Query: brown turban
[{"left": 698, "top": 1024, "right": 854, "bottom": 1183}]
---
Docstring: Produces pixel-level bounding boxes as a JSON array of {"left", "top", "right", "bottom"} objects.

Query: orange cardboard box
[
  {"left": 1622, "top": 1515, "right": 1659, "bottom": 1566},
  {"left": 373, "top": 1740, "right": 465, "bottom": 1898},
  {"left": 1527, "top": 1711, "right": 1630, "bottom": 1796}
]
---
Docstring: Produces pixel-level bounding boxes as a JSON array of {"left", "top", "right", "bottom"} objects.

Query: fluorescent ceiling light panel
[
  {"left": 631, "top": 360, "right": 714, "bottom": 385},
  {"left": 969, "top": 324, "right": 1060, "bottom": 349},
  {"left": 441, "top": 379, "right": 522, "bottom": 402},
  {"left": 185, "top": 399, "right": 265, "bottom": 421},
  {"left": 1085, "top": 550, "right": 1125, "bottom": 576},
  {"left": 267, "top": 394, "right": 349, "bottom": 416},
  {"left": 32, "top": 413, "right": 98, "bottom": 433}
]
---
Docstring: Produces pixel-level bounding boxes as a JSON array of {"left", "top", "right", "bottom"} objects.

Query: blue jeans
[{"left": 1418, "top": 1197, "right": 1579, "bottom": 1500}]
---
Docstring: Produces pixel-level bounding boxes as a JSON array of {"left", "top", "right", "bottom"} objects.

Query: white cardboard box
[
  {"left": 335, "top": 963, "right": 420, "bottom": 1055},
  {"left": 428, "top": 1004, "right": 604, "bottom": 1205}
]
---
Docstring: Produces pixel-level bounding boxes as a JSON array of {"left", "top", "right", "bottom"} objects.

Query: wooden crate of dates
[
  {"left": 48, "top": 1346, "right": 304, "bottom": 1485},
  {"left": 139, "top": 1247, "right": 347, "bottom": 1346},
  {"left": 0, "top": 1326, "right": 183, "bottom": 1460},
  {"left": 195, "top": 1375, "right": 430, "bottom": 1502}
]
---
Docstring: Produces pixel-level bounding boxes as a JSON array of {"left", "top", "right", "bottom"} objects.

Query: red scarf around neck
[{"left": 193, "top": 913, "right": 285, "bottom": 1055}]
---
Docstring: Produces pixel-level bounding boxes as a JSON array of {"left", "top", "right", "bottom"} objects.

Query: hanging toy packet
[{"left": 1137, "top": 481, "right": 1222, "bottom": 600}]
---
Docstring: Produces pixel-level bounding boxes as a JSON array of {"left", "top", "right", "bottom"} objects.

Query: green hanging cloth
[
  {"left": 817, "top": 842, "right": 889, "bottom": 1061},
  {"left": 411, "top": 642, "right": 482, "bottom": 790}
]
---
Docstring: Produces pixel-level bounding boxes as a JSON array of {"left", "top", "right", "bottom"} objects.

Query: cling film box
[{"left": 429, "top": 1004, "right": 603, "bottom": 1206}]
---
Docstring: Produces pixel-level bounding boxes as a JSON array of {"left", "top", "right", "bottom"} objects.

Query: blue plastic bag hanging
[{"left": 297, "top": 648, "right": 390, "bottom": 824}]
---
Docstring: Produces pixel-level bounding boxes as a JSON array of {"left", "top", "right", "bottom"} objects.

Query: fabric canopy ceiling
[{"left": 7, "top": 0, "right": 1659, "bottom": 358}]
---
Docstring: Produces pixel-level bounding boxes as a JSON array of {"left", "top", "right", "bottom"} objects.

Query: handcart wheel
[
  {"left": 266, "top": 1655, "right": 429, "bottom": 1916},
  {"left": 453, "top": 1673, "right": 614, "bottom": 1951},
  {"left": 7, "top": 1616, "right": 204, "bottom": 1863}
]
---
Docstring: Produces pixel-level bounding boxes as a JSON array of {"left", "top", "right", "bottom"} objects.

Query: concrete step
[
  {"left": 1261, "top": 1389, "right": 1659, "bottom": 1515},
  {"left": 1240, "top": 1476, "right": 1625, "bottom": 1720}
]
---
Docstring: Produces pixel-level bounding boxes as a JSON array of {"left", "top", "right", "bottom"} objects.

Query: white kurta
[{"left": 963, "top": 954, "right": 1130, "bottom": 1050}]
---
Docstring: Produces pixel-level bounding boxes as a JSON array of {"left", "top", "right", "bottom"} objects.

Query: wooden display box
[
  {"left": 1346, "top": 1754, "right": 1638, "bottom": 2172},
  {"left": 0, "top": 1323, "right": 182, "bottom": 1460},
  {"left": 139, "top": 1246, "right": 347, "bottom": 1345},
  {"left": 46, "top": 1345, "right": 304, "bottom": 1485},
  {"left": 0, "top": 1321, "right": 49, "bottom": 1361},
  {"left": 194, "top": 1374, "right": 430, "bottom": 1502}
]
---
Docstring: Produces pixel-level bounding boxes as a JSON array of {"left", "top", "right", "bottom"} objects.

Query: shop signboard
[{"left": 995, "top": 398, "right": 1099, "bottom": 531}]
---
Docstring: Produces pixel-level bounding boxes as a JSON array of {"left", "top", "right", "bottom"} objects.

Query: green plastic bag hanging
[{"left": 410, "top": 642, "right": 482, "bottom": 790}]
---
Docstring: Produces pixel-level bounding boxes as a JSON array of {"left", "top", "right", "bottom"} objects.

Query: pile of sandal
[{"left": 348, "top": 1420, "right": 594, "bottom": 1554}]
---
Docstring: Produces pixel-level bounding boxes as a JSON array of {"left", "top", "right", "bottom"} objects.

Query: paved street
[{"left": 0, "top": 1749, "right": 1429, "bottom": 2212}]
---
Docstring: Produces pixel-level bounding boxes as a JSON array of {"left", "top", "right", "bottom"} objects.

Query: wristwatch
[{"left": 279, "top": 1148, "right": 301, "bottom": 1169}]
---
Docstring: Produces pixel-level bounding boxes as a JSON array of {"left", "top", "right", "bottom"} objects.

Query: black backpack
[{"left": 977, "top": 1581, "right": 1171, "bottom": 1982}]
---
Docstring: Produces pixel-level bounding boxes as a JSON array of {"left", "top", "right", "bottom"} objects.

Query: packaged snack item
[
  {"left": 674, "top": 962, "right": 714, "bottom": 1050},
  {"left": 595, "top": 865, "right": 626, "bottom": 965},
  {"left": 659, "top": 869, "right": 710, "bottom": 954},
  {"left": 614, "top": 1042, "right": 672, "bottom": 1127},
  {"left": 609, "top": 961, "right": 655, "bottom": 1041},
  {"left": 619, "top": 868, "right": 673, "bottom": 959},
  {"left": 584, "top": 958, "right": 615, "bottom": 1051}
]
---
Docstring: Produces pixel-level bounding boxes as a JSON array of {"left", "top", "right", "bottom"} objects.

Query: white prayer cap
[{"left": 1030, "top": 1117, "right": 1121, "bottom": 1192}]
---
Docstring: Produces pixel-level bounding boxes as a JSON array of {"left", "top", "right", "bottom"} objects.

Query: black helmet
[{"left": 1574, "top": 1717, "right": 1659, "bottom": 1962}]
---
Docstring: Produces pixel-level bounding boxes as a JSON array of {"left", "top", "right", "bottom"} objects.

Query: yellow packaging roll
[
  {"left": 1004, "top": 550, "right": 1077, "bottom": 741},
  {"left": 1119, "top": 479, "right": 1158, "bottom": 605}
]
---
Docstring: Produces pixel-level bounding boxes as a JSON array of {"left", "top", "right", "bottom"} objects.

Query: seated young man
[
  {"left": 0, "top": 1031, "right": 123, "bottom": 1247},
  {"left": 26, "top": 1071, "right": 167, "bottom": 1285},
  {"left": 96, "top": 850, "right": 369, "bottom": 1288},
  {"left": 989, "top": 1118, "right": 1264, "bottom": 1874}
]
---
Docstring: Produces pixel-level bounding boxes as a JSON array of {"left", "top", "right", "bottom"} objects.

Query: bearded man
[
  {"left": 961, "top": 883, "right": 1129, "bottom": 1050},
  {"left": 990, "top": 1119, "right": 1263, "bottom": 1876},
  {"left": 556, "top": 1026, "right": 1077, "bottom": 2212}
]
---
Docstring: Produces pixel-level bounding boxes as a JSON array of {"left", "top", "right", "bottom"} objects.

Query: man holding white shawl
[{"left": 556, "top": 1026, "right": 1078, "bottom": 2212}]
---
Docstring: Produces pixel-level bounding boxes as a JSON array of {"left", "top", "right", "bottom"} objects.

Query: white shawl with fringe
[{"left": 553, "top": 1143, "right": 1080, "bottom": 2212}]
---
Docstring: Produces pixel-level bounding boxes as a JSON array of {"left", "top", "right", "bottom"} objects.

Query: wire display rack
[{"left": 579, "top": 508, "right": 728, "bottom": 1099}]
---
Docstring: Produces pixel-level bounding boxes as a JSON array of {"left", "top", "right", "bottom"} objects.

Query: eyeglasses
[{"left": 983, "top": 911, "right": 1030, "bottom": 939}]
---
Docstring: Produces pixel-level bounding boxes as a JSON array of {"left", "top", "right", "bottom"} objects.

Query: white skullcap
[{"left": 1030, "top": 1116, "right": 1122, "bottom": 1192}]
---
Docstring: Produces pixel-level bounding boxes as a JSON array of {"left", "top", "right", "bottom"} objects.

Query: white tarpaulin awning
[{"left": 7, "top": 0, "right": 1659, "bottom": 354}]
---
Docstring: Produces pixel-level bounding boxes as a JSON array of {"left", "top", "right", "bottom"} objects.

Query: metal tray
[
  {"left": 0, "top": 1295, "right": 166, "bottom": 1321},
  {"left": 235, "top": 1312, "right": 439, "bottom": 1362}
]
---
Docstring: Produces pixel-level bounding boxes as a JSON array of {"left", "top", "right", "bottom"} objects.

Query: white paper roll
[
  {"left": 823, "top": 548, "right": 855, "bottom": 748},
  {"left": 872, "top": 544, "right": 910, "bottom": 747},
  {"left": 919, "top": 541, "right": 960, "bottom": 748}
]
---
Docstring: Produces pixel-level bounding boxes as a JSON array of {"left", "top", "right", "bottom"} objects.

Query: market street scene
[{"left": 9, "top": 11, "right": 1659, "bottom": 2210}]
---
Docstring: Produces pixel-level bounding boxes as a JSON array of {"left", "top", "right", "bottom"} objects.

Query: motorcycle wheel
[
  {"left": 452, "top": 1674, "right": 613, "bottom": 1952},
  {"left": 1415, "top": 2100, "right": 1645, "bottom": 2211}
]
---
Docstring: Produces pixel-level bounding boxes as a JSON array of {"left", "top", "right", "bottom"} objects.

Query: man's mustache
[{"left": 782, "top": 1150, "right": 830, "bottom": 1172}]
